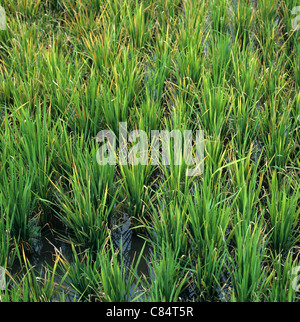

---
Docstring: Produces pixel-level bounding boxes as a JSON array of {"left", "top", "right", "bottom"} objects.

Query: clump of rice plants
[
  {"left": 58, "top": 240, "right": 145, "bottom": 302},
  {"left": 226, "top": 219, "right": 269, "bottom": 302},
  {"left": 265, "top": 173, "right": 300, "bottom": 254},
  {"left": 1, "top": 249, "right": 68, "bottom": 302},
  {"left": 0, "top": 163, "right": 39, "bottom": 251},
  {"left": 267, "top": 252, "right": 300, "bottom": 302},
  {"left": 143, "top": 194, "right": 189, "bottom": 258},
  {"left": 119, "top": 162, "right": 154, "bottom": 227},
  {"left": 142, "top": 244, "right": 189, "bottom": 302},
  {"left": 53, "top": 142, "right": 117, "bottom": 253}
]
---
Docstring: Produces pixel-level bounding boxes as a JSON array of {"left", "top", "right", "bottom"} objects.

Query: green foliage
[{"left": 0, "top": 0, "right": 299, "bottom": 303}]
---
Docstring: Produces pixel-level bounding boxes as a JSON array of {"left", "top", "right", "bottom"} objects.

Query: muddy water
[
  {"left": 30, "top": 224, "right": 73, "bottom": 272},
  {"left": 10, "top": 218, "right": 73, "bottom": 276},
  {"left": 10, "top": 213, "right": 151, "bottom": 301},
  {"left": 111, "top": 213, "right": 152, "bottom": 280}
]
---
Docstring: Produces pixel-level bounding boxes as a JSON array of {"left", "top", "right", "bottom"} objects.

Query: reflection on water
[
  {"left": 30, "top": 224, "right": 73, "bottom": 272},
  {"left": 111, "top": 213, "right": 151, "bottom": 301},
  {"left": 9, "top": 214, "right": 151, "bottom": 301},
  {"left": 111, "top": 213, "right": 151, "bottom": 278}
]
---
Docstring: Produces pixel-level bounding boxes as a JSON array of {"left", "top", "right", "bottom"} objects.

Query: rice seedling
[
  {"left": 133, "top": 53, "right": 169, "bottom": 130},
  {"left": 209, "top": 0, "right": 229, "bottom": 34},
  {"left": 226, "top": 219, "right": 270, "bottom": 302},
  {"left": 193, "top": 244, "right": 225, "bottom": 302},
  {"left": 265, "top": 173, "right": 300, "bottom": 255},
  {"left": 207, "top": 33, "right": 233, "bottom": 87},
  {"left": 41, "top": 39, "right": 85, "bottom": 116},
  {"left": 57, "top": 244, "right": 102, "bottom": 301},
  {"left": 51, "top": 137, "right": 117, "bottom": 252},
  {"left": 230, "top": 0, "right": 254, "bottom": 46},
  {"left": 230, "top": 98, "right": 260, "bottom": 157},
  {"left": 121, "top": 1, "right": 150, "bottom": 49},
  {"left": 142, "top": 244, "right": 189, "bottom": 302},
  {"left": 67, "top": 69, "right": 104, "bottom": 138},
  {"left": 1, "top": 249, "right": 68, "bottom": 302},
  {"left": 4, "top": 0, "right": 43, "bottom": 20},
  {"left": 231, "top": 42, "right": 261, "bottom": 101},
  {"left": 266, "top": 252, "right": 300, "bottom": 302},
  {"left": 196, "top": 75, "right": 232, "bottom": 138},
  {"left": 0, "top": 158, "right": 39, "bottom": 250},
  {"left": 204, "top": 135, "right": 228, "bottom": 178},
  {"left": 143, "top": 194, "right": 189, "bottom": 258},
  {"left": 0, "top": 211, "right": 11, "bottom": 268},
  {"left": 187, "top": 177, "right": 232, "bottom": 301},
  {"left": 155, "top": 0, "right": 182, "bottom": 27},
  {"left": 81, "top": 16, "right": 123, "bottom": 78},
  {"left": 258, "top": 102, "right": 293, "bottom": 170},
  {"left": 176, "top": 10, "right": 207, "bottom": 85},
  {"left": 7, "top": 103, "right": 58, "bottom": 223},
  {"left": 100, "top": 45, "right": 143, "bottom": 135},
  {"left": 97, "top": 239, "right": 145, "bottom": 302},
  {"left": 229, "top": 144, "right": 262, "bottom": 197},
  {"left": 254, "top": 0, "right": 280, "bottom": 61},
  {"left": 189, "top": 184, "right": 231, "bottom": 244},
  {"left": 58, "top": 240, "right": 145, "bottom": 302},
  {"left": 119, "top": 162, "right": 154, "bottom": 226},
  {"left": 158, "top": 136, "right": 194, "bottom": 196}
]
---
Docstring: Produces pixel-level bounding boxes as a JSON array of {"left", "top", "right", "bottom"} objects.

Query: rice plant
[
  {"left": 142, "top": 244, "right": 189, "bottom": 302},
  {"left": 58, "top": 240, "right": 145, "bottom": 302},
  {"left": 1, "top": 250, "right": 68, "bottom": 302},
  {"left": 53, "top": 142, "right": 117, "bottom": 252},
  {"left": 0, "top": 161, "right": 39, "bottom": 250},
  {"left": 226, "top": 219, "right": 269, "bottom": 302},
  {"left": 266, "top": 252, "right": 300, "bottom": 302},
  {"left": 143, "top": 194, "right": 189, "bottom": 258},
  {"left": 265, "top": 173, "right": 300, "bottom": 254}
]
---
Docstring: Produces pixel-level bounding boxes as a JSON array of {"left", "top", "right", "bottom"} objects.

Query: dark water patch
[
  {"left": 110, "top": 213, "right": 152, "bottom": 301},
  {"left": 30, "top": 223, "right": 73, "bottom": 272},
  {"left": 111, "top": 214, "right": 151, "bottom": 279},
  {"left": 7, "top": 217, "right": 74, "bottom": 301}
]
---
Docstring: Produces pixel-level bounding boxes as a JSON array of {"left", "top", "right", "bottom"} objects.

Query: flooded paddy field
[{"left": 0, "top": 0, "right": 300, "bottom": 302}]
